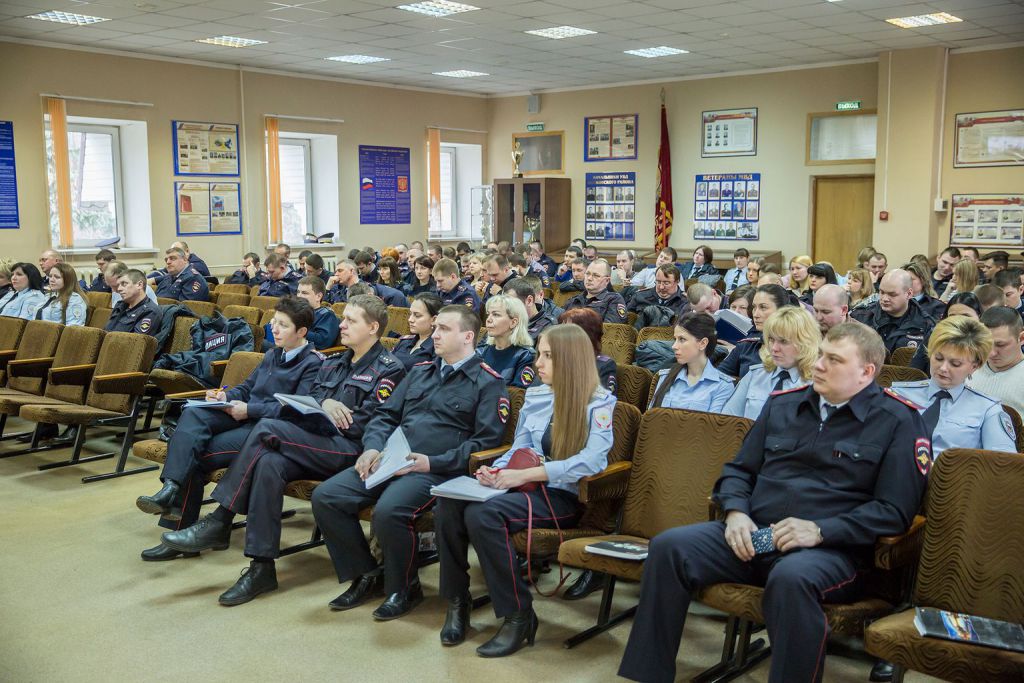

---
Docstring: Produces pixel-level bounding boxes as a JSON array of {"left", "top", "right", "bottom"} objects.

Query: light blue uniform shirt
[
  {"left": 723, "top": 267, "right": 749, "bottom": 292},
  {"left": 650, "top": 360, "right": 735, "bottom": 413},
  {"left": 35, "top": 291, "right": 88, "bottom": 326},
  {"left": 492, "top": 385, "right": 615, "bottom": 496},
  {"left": 890, "top": 379, "right": 1016, "bottom": 457},
  {"left": 0, "top": 289, "right": 48, "bottom": 320},
  {"left": 631, "top": 266, "right": 657, "bottom": 289},
  {"left": 723, "top": 363, "right": 809, "bottom": 420},
  {"left": 111, "top": 284, "right": 159, "bottom": 307}
]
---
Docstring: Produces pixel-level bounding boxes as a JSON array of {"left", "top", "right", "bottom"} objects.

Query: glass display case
[
  {"left": 492, "top": 177, "right": 570, "bottom": 251},
  {"left": 470, "top": 184, "right": 492, "bottom": 243}
]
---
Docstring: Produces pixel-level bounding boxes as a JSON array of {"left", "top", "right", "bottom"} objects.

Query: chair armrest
[
  {"left": 210, "top": 360, "right": 229, "bottom": 382},
  {"left": 166, "top": 389, "right": 209, "bottom": 400},
  {"left": 48, "top": 363, "right": 97, "bottom": 385},
  {"left": 874, "top": 515, "right": 926, "bottom": 571},
  {"left": 468, "top": 446, "right": 510, "bottom": 474},
  {"left": 578, "top": 461, "right": 632, "bottom": 505},
  {"left": 0, "top": 349, "right": 16, "bottom": 371},
  {"left": 7, "top": 356, "right": 56, "bottom": 378},
  {"left": 92, "top": 371, "right": 149, "bottom": 395}
]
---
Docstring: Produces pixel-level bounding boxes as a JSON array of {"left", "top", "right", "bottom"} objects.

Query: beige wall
[{"left": 0, "top": 42, "right": 488, "bottom": 271}]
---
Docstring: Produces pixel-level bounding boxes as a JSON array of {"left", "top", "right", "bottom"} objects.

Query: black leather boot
[
  {"left": 562, "top": 569, "right": 605, "bottom": 600},
  {"left": 218, "top": 561, "right": 278, "bottom": 606},
  {"left": 440, "top": 593, "right": 472, "bottom": 646},
  {"left": 328, "top": 573, "right": 384, "bottom": 611},
  {"left": 161, "top": 513, "right": 231, "bottom": 553},
  {"left": 140, "top": 543, "right": 198, "bottom": 562},
  {"left": 476, "top": 608, "right": 538, "bottom": 658},
  {"left": 136, "top": 480, "right": 181, "bottom": 516},
  {"left": 869, "top": 659, "right": 895, "bottom": 682},
  {"left": 372, "top": 582, "right": 424, "bottom": 621}
]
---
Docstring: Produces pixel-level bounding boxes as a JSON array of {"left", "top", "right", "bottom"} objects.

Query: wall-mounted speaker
[{"left": 527, "top": 94, "right": 540, "bottom": 114}]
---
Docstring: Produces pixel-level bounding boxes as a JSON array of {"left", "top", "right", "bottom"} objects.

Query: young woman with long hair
[
  {"left": 648, "top": 312, "right": 734, "bottom": 411},
  {"left": 0, "top": 262, "right": 47, "bottom": 320},
  {"left": 37, "top": 262, "right": 88, "bottom": 325}
]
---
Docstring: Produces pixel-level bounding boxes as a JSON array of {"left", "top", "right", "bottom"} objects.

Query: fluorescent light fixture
[
  {"left": 525, "top": 26, "right": 596, "bottom": 39},
  {"left": 325, "top": 55, "right": 390, "bottom": 64},
  {"left": 886, "top": 12, "right": 963, "bottom": 29},
  {"left": 195, "top": 36, "right": 268, "bottom": 47},
  {"left": 397, "top": 1, "right": 479, "bottom": 17},
  {"left": 26, "top": 10, "right": 110, "bottom": 25},
  {"left": 624, "top": 46, "right": 689, "bottom": 58},
  {"left": 432, "top": 69, "right": 488, "bottom": 78}
]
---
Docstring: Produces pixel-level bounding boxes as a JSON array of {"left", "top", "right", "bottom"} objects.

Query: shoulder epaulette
[
  {"left": 479, "top": 361, "right": 502, "bottom": 379},
  {"left": 656, "top": 367, "right": 671, "bottom": 376},
  {"left": 770, "top": 385, "right": 807, "bottom": 397},
  {"left": 884, "top": 387, "right": 923, "bottom": 411},
  {"left": 890, "top": 380, "right": 929, "bottom": 388},
  {"left": 311, "top": 350, "right": 326, "bottom": 360},
  {"left": 738, "top": 337, "right": 760, "bottom": 344},
  {"left": 748, "top": 363, "right": 765, "bottom": 371},
  {"left": 596, "top": 354, "right": 611, "bottom": 362},
  {"left": 963, "top": 385, "right": 999, "bottom": 403},
  {"left": 400, "top": 334, "right": 415, "bottom": 340},
  {"left": 413, "top": 360, "right": 433, "bottom": 367}
]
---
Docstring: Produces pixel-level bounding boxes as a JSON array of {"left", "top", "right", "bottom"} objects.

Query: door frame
[{"left": 810, "top": 174, "right": 875, "bottom": 262}]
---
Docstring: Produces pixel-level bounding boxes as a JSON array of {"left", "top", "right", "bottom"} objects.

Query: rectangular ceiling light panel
[
  {"left": 433, "top": 69, "right": 488, "bottom": 77},
  {"left": 624, "top": 46, "right": 689, "bottom": 58},
  {"left": 525, "top": 26, "right": 596, "bottom": 39},
  {"left": 27, "top": 10, "right": 110, "bottom": 25},
  {"left": 195, "top": 36, "right": 268, "bottom": 47},
  {"left": 886, "top": 12, "right": 963, "bottom": 29},
  {"left": 397, "top": 1, "right": 479, "bottom": 17}
]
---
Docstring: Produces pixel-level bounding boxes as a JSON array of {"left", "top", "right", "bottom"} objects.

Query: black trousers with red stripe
[
  {"left": 436, "top": 487, "right": 581, "bottom": 618},
  {"left": 160, "top": 409, "right": 254, "bottom": 530},
  {"left": 311, "top": 468, "right": 447, "bottom": 595},
  {"left": 618, "top": 521, "right": 864, "bottom": 683},
  {"left": 210, "top": 419, "right": 360, "bottom": 560}
]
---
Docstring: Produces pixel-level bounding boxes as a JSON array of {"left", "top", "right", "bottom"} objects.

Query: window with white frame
[
  {"left": 278, "top": 138, "right": 313, "bottom": 245},
  {"left": 46, "top": 123, "right": 124, "bottom": 247},
  {"left": 429, "top": 146, "right": 459, "bottom": 238}
]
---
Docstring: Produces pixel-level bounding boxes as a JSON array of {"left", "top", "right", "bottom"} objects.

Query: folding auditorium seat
[
  {"left": 385, "top": 305, "right": 410, "bottom": 337},
  {"left": 615, "top": 364, "right": 653, "bottom": 412},
  {"left": 0, "top": 317, "right": 28, "bottom": 386},
  {"left": 181, "top": 300, "right": 216, "bottom": 318},
  {"left": 215, "top": 292, "right": 251, "bottom": 312},
  {"left": 85, "top": 291, "right": 111, "bottom": 310},
  {"left": 86, "top": 307, "right": 112, "bottom": 329},
  {"left": 0, "top": 321, "right": 63, "bottom": 435},
  {"left": 221, "top": 305, "right": 261, "bottom": 325},
  {"left": 888, "top": 346, "right": 916, "bottom": 367},
  {"left": 877, "top": 364, "right": 927, "bottom": 387},
  {"left": 601, "top": 323, "right": 637, "bottom": 365},
  {"left": 214, "top": 284, "right": 250, "bottom": 296},
  {"left": 249, "top": 295, "right": 280, "bottom": 312},
  {"left": 636, "top": 325, "right": 674, "bottom": 345}
]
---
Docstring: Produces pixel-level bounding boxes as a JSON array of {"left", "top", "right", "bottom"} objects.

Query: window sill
[
  {"left": 264, "top": 242, "right": 347, "bottom": 253},
  {"left": 58, "top": 247, "right": 158, "bottom": 257}
]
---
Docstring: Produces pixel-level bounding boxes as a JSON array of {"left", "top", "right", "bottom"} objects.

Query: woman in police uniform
[
  {"left": 477, "top": 294, "right": 536, "bottom": 388},
  {"left": 36, "top": 263, "right": 88, "bottom": 326},
  {"left": 891, "top": 315, "right": 1016, "bottom": 458},
  {"left": 724, "top": 306, "right": 818, "bottom": 419},
  {"left": 393, "top": 292, "right": 441, "bottom": 370},
  {"left": 435, "top": 323, "right": 615, "bottom": 657},
  {"left": 718, "top": 283, "right": 791, "bottom": 379},
  {"left": 0, "top": 263, "right": 47, "bottom": 321},
  {"left": 650, "top": 312, "right": 735, "bottom": 412}
]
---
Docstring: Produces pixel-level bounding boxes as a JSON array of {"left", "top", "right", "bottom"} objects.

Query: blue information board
[
  {"left": 359, "top": 145, "right": 411, "bottom": 225},
  {"left": 585, "top": 171, "right": 635, "bottom": 241},
  {"left": 693, "top": 172, "right": 761, "bottom": 241},
  {"left": 0, "top": 121, "right": 19, "bottom": 229}
]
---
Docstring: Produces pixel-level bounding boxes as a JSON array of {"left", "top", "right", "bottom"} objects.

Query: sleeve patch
[
  {"left": 376, "top": 378, "right": 396, "bottom": 402},
  {"left": 465, "top": 299, "right": 474, "bottom": 308},
  {"left": 1000, "top": 411, "right": 1016, "bottom": 440},
  {"left": 192, "top": 280, "right": 201, "bottom": 292},
  {"left": 593, "top": 408, "right": 612, "bottom": 429},
  {"left": 138, "top": 318, "right": 152, "bottom": 333},
  {"left": 497, "top": 396, "right": 510, "bottom": 424},
  {"left": 915, "top": 438, "right": 932, "bottom": 476},
  {"left": 519, "top": 366, "right": 535, "bottom": 385},
  {"left": 616, "top": 303, "right": 627, "bottom": 318}
]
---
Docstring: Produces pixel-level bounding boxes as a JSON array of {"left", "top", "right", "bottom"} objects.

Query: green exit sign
[
  {"left": 836, "top": 100, "right": 861, "bottom": 111},
  {"left": 526, "top": 122, "right": 545, "bottom": 132}
]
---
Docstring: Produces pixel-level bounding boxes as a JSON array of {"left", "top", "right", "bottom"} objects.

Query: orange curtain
[
  {"left": 427, "top": 127, "right": 441, "bottom": 233},
  {"left": 265, "top": 116, "right": 283, "bottom": 243},
  {"left": 46, "top": 97, "right": 73, "bottom": 248}
]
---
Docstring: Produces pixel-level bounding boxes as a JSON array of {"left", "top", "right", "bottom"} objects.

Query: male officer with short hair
[
  {"left": 851, "top": 269, "right": 936, "bottom": 353},
  {"left": 433, "top": 258, "right": 481, "bottom": 312},
  {"left": 627, "top": 264, "right": 690, "bottom": 318},
  {"left": 259, "top": 253, "right": 301, "bottom": 297},
  {"left": 504, "top": 277, "right": 556, "bottom": 342},
  {"left": 565, "top": 258, "right": 628, "bottom": 323},
  {"left": 153, "top": 247, "right": 209, "bottom": 301},
  {"left": 106, "top": 269, "right": 162, "bottom": 336}
]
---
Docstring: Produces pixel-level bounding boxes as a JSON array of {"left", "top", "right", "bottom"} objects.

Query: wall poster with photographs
[
  {"left": 585, "top": 172, "right": 635, "bottom": 241},
  {"left": 172, "top": 121, "right": 240, "bottom": 176},
  {"left": 949, "top": 194, "right": 1024, "bottom": 248},
  {"left": 953, "top": 110, "right": 1024, "bottom": 168},
  {"left": 175, "top": 181, "right": 242, "bottom": 235},
  {"left": 702, "top": 108, "right": 757, "bottom": 157},
  {"left": 694, "top": 173, "right": 761, "bottom": 241},
  {"left": 584, "top": 114, "right": 638, "bottom": 162}
]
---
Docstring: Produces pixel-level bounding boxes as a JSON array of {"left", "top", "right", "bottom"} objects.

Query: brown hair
[
  {"left": 952, "top": 259, "right": 979, "bottom": 294},
  {"left": 378, "top": 257, "right": 402, "bottom": 285},
  {"left": 345, "top": 294, "right": 389, "bottom": 337},
  {"left": 47, "top": 262, "right": 85, "bottom": 324},
  {"left": 557, "top": 307, "right": 602, "bottom": 356},
  {"left": 847, "top": 268, "right": 873, "bottom": 305},
  {"left": 541, "top": 324, "right": 599, "bottom": 461}
]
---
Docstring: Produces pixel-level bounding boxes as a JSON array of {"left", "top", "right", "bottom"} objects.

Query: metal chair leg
[
  {"left": 83, "top": 400, "right": 158, "bottom": 482},
  {"left": 38, "top": 426, "right": 94, "bottom": 470},
  {"left": 563, "top": 575, "right": 638, "bottom": 649}
]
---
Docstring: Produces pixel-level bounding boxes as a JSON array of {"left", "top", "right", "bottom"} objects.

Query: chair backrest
[
  {"left": 182, "top": 300, "right": 216, "bottom": 318},
  {"left": 1002, "top": 405, "right": 1024, "bottom": 454},
  {"left": 215, "top": 283, "right": 250, "bottom": 295},
  {"left": 913, "top": 449, "right": 1024, "bottom": 623},
  {"left": 331, "top": 302, "right": 346, "bottom": 318},
  {"left": 259, "top": 308, "right": 276, "bottom": 326},
  {"left": 215, "top": 292, "right": 251, "bottom": 311},
  {"left": 43, "top": 325, "right": 106, "bottom": 404},
  {"left": 248, "top": 285, "right": 261, "bottom": 298},
  {"left": 616, "top": 364, "right": 654, "bottom": 412},
  {"left": 221, "top": 305, "right": 261, "bottom": 326},
  {"left": 888, "top": 346, "right": 915, "bottom": 367},
  {"left": 552, "top": 289, "right": 575, "bottom": 309},
  {"left": 503, "top": 386, "right": 526, "bottom": 444},
  {"left": 249, "top": 323, "right": 265, "bottom": 351},
  {"left": 626, "top": 311, "right": 638, "bottom": 327},
  {"left": 87, "top": 307, "right": 113, "bottom": 330},
  {"left": 221, "top": 351, "right": 266, "bottom": 387},
  {"left": 621, "top": 408, "right": 754, "bottom": 539},
  {"left": 636, "top": 326, "right": 674, "bottom": 345},
  {"left": 6, "top": 321, "right": 63, "bottom": 394},
  {"left": 876, "top": 364, "right": 927, "bottom": 387},
  {"left": 0, "top": 317, "right": 26, "bottom": 350},
  {"left": 157, "top": 297, "right": 177, "bottom": 306},
  {"left": 85, "top": 291, "right": 111, "bottom": 309},
  {"left": 386, "top": 306, "right": 410, "bottom": 337},
  {"left": 250, "top": 295, "right": 280, "bottom": 312},
  {"left": 164, "top": 316, "right": 198, "bottom": 355},
  {"left": 380, "top": 337, "right": 399, "bottom": 351},
  {"left": 602, "top": 323, "right": 637, "bottom": 365},
  {"left": 85, "top": 332, "right": 158, "bottom": 414}
]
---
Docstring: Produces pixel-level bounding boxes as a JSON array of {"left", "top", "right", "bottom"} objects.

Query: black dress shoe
[
  {"left": 161, "top": 514, "right": 231, "bottom": 553},
  {"left": 219, "top": 561, "right": 278, "bottom": 606},
  {"left": 329, "top": 573, "right": 384, "bottom": 611},
  {"left": 372, "top": 583, "right": 424, "bottom": 621},
  {"left": 476, "top": 608, "right": 539, "bottom": 658},
  {"left": 562, "top": 569, "right": 604, "bottom": 601},
  {"left": 47, "top": 426, "right": 77, "bottom": 446},
  {"left": 136, "top": 480, "right": 181, "bottom": 516},
  {"left": 869, "top": 659, "right": 895, "bottom": 682},
  {"left": 440, "top": 593, "right": 472, "bottom": 646},
  {"left": 17, "top": 423, "right": 58, "bottom": 443},
  {"left": 140, "top": 543, "right": 199, "bottom": 562}
]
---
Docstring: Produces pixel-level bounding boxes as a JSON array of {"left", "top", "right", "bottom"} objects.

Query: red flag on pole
[{"left": 654, "top": 97, "right": 673, "bottom": 251}]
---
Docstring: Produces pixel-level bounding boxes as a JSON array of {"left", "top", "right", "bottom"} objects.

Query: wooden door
[{"left": 812, "top": 175, "right": 874, "bottom": 273}]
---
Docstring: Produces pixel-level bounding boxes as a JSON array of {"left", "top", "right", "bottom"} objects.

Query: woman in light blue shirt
[
  {"left": 724, "top": 306, "right": 819, "bottom": 419},
  {"left": 435, "top": 323, "right": 615, "bottom": 658},
  {"left": 649, "top": 312, "right": 735, "bottom": 412},
  {"left": 36, "top": 263, "right": 88, "bottom": 326},
  {"left": 0, "top": 263, "right": 48, "bottom": 321}
]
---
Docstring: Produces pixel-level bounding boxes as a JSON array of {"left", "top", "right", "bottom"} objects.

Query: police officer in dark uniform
[
  {"left": 153, "top": 247, "right": 210, "bottom": 302},
  {"left": 354, "top": 251, "right": 380, "bottom": 284},
  {"left": 367, "top": 281, "right": 409, "bottom": 307},
  {"left": 565, "top": 259, "right": 628, "bottom": 324},
  {"left": 626, "top": 264, "right": 690, "bottom": 317},
  {"left": 159, "top": 296, "right": 405, "bottom": 604},
  {"left": 106, "top": 269, "right": 162, "bottom": 336},
  {"left": 324, "top": 259, "right": 359, "bottom": 304},
  {"left": 481, "top": 254, "right": 518, "bottom": 306},
  {"left": 851, "top": 269, "right": 936, "bottom": 354},
  {"left": 433, "top": 257, "right": 481, "bottom": 313},
  {"left": 225, "top": 252, "right": 267, "bottom": 287},
  {"left": 258, "top": 253, "right": 302, "bottom": 297},
  {"left": 85, "top": 247, "right": 115, "bottom": 292},
  {"left": 392, "top": 292, "right": 441, "bottom": 371},
  {"left": 261, "top": 277, "right": 339, "bottom": 351},
  {"left": 134, "top": 297, "right": 322, "bottom": 561},
  {"left": 310, "top": 305, "right": 508, "bottom": 620},
  {"left": 503, "top": 278, "right": 555, "bottom": 344},
  {"left": 619, "top": 322, "right": 928, "bottom": 683}
]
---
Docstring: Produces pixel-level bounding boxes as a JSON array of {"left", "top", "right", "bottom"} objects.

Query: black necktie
[
  {"left": 440, "top": 365, "right": 453, "bottom": 382},
  {"left": 824, "top": 403, "right": 838, "bottom": 422},
  {"left": 732, "top": 270, "right": 742, "bottom": 289},
  {"left": 922, "top": 390, "right": 951, "bottom": 435},
  {"left": 772, "top": 371, "right": 787, "bottom": 392}
]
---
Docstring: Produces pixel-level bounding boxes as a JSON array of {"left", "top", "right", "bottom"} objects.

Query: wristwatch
[{"left": 816, "top": 525, "right": 823, "bottom": 543}]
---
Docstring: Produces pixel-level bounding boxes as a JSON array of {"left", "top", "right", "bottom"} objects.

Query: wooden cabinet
[{"left": 492, "top": 177, "right": 570, "bottom": 252}]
